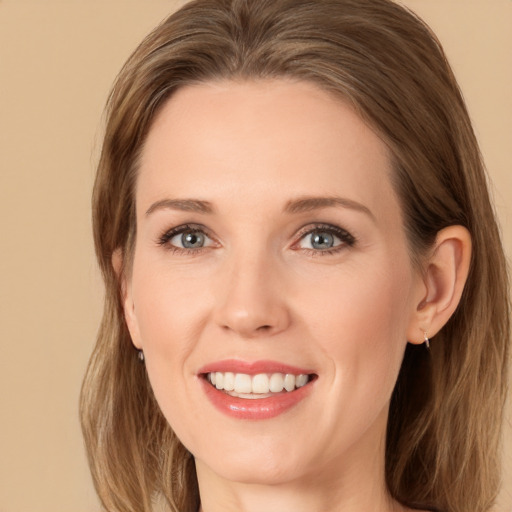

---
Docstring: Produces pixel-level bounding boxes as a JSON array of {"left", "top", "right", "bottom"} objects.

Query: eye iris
[
  {"left": 181, "top": 232, "right": 204, "bottom": 248},
  {"left": 311, "top": 232, "right": 334, "bottom": 249}
]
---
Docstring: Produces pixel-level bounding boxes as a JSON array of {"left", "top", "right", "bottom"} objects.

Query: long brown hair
[{"left": 80, "top": 1, "right": 510, "bottom": 511}]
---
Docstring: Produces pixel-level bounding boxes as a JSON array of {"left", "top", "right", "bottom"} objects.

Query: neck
[{"left": 195, "top": 409, "right": 407, "bottom": 512}]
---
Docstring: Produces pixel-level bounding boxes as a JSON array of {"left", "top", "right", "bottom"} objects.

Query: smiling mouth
[{"left": 203, "top": 371, "right": 316, "bottom": 398}]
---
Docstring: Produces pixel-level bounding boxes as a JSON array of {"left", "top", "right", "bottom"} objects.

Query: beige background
[{"left": 0, "top": 1, "right": 510, "bottom": 511}]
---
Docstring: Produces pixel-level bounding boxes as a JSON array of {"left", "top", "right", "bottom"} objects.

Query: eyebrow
[
  {"left": 145, "top": 198, "right": 215, "bottom": 216},
  {"left": 284, "top": 195, "right": 375, "bottom": 220},
  {"left": 145, "top": 195, "right": 374, "bottom": 219}
]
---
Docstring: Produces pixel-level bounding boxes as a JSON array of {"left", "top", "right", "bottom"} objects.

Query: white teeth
[
  {"left": 215, "top": 372, "right": 224, "bottom": 390},
  {"left": 223, "top": 372, "right": 235, "bottom": 391},
  {"left": 207, "top": 371, "right": 311, "bottom": 394},
  {"left": 284, "top": 374, "right": 295, "bottom": 392},
  {"left": 252, "top": 374, "right": 269, "bottom": 394},
  {"left": 296, "top": 374, "right": 308, "bottom": 388},
  {"left": 234, "top": 373, "right": 252, "bottom": 394},
  {"left": 269, "top": 373, "right": 284, "bottom": 392}
]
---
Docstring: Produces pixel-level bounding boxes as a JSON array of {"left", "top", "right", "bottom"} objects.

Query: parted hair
[{"left": 80, "top": 1, "right": 510, "bottom": 511}]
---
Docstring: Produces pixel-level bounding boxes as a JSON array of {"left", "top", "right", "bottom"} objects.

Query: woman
[{"left": 80, "top": 0, "right": 510, "bottom": 511}]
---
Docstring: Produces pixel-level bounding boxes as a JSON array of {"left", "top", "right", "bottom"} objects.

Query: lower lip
[{"left": 200, "top": 377, "right": 314, "bottom": 420}]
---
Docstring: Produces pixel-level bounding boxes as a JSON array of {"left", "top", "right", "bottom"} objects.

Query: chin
[{"left": 200, "top": 453, "right": 308, "bottom": 486}]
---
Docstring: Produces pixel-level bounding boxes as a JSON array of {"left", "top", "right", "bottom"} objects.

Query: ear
[
  {"left": 112, "top": 248, "right": 143, "bottom": 350},
  {"left": 407, "top": 225, "right": 472, "bottom": 344}
]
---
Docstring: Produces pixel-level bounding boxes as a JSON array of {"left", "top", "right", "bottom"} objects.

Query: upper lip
[{"left": 198, "top": 359, "right": 315, "bottom": 376}]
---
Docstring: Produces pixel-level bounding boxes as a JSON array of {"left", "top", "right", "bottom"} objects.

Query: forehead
[{"left": 137, "top": 79, "right": 396, "bottom": 218}]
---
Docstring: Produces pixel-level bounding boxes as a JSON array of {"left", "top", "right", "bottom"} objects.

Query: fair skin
[{"left": 118, "top": 79, "right": 471, "bottom": 512}]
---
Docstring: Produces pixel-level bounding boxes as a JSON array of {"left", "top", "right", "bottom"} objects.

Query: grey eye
[
  {"left": 309, "top": 231, "right": 336, "bottom": 250},
  {"left": 168, "top": 230, "right": 213, "bottom": 249},
  {"left": 298, "top": 228, "right": 345, "bottom": 251},
  {"left": 181, "top": 231, "right": 205, "bottom": 248}
]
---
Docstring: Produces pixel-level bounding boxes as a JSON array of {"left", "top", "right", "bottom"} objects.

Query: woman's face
[{"left": 124, "top": 80, "right": 424, "bottom": 485}]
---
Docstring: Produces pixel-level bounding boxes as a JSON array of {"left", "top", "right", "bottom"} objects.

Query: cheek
[
  {"left": 128, "top": 259, "right": 207, "bottom": 405},
  {"left": 130, "top": 264, "right": 211, "bottom": 437},
  {"left": 132, "top": 258, "right": 210, "bottom": 349},
  {"left": 304, "top": 257, "right": 413, "bottom": 408},
  {"left": 304, "top": 257, "right": 411, "bottom": 344}
]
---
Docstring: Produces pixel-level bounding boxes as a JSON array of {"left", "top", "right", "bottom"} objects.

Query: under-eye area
[{"left": 203, "top": 372, "right": 318, "bottom": 398}]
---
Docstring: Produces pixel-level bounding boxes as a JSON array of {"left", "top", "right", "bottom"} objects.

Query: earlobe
[
  {"left": 111, "top": 249, "right": 143, "bottom": 350},
  {"left": 407, "top": 225, "right": 472, "bottom": 345}
]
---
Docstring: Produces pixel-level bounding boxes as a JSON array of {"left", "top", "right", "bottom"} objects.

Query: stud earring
[
  {"left": 137, "top": 350, "right": 145, "bottom": 363},
  {"left": 424, "top": 332, "right": 430, "bottom": 350}
]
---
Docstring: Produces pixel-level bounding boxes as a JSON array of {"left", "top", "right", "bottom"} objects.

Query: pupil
[
  {"left": 312, "top": 232, "right": 334, "bottom": 249},
  {"left": 182, "top": 232, "right": 204, "bottom": 248}
]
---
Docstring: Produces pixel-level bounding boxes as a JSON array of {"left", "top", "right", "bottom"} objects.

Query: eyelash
[
  {"left": 156, "top": 223, "right": 356, "bottom": 256},
  {"left": 157, "top": 223, "right": 214, "bottom": 255},
  {"left": 294, "top": 223, "right": 356, "bottom": 256}
]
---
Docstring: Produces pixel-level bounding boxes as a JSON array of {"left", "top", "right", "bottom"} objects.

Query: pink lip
[
  {"left": 198, "top": 359, "right": 313, "bottom": 375},
  {"left": 200, "top": 378, "right": 314, "bottom": 420},
  {"left": 197, "top": 359, "right": 316, "bottom": 420}
]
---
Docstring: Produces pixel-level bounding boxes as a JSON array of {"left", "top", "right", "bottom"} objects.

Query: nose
[{"left": 213, "top": 250, "right": 291, "bottom": 339}]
